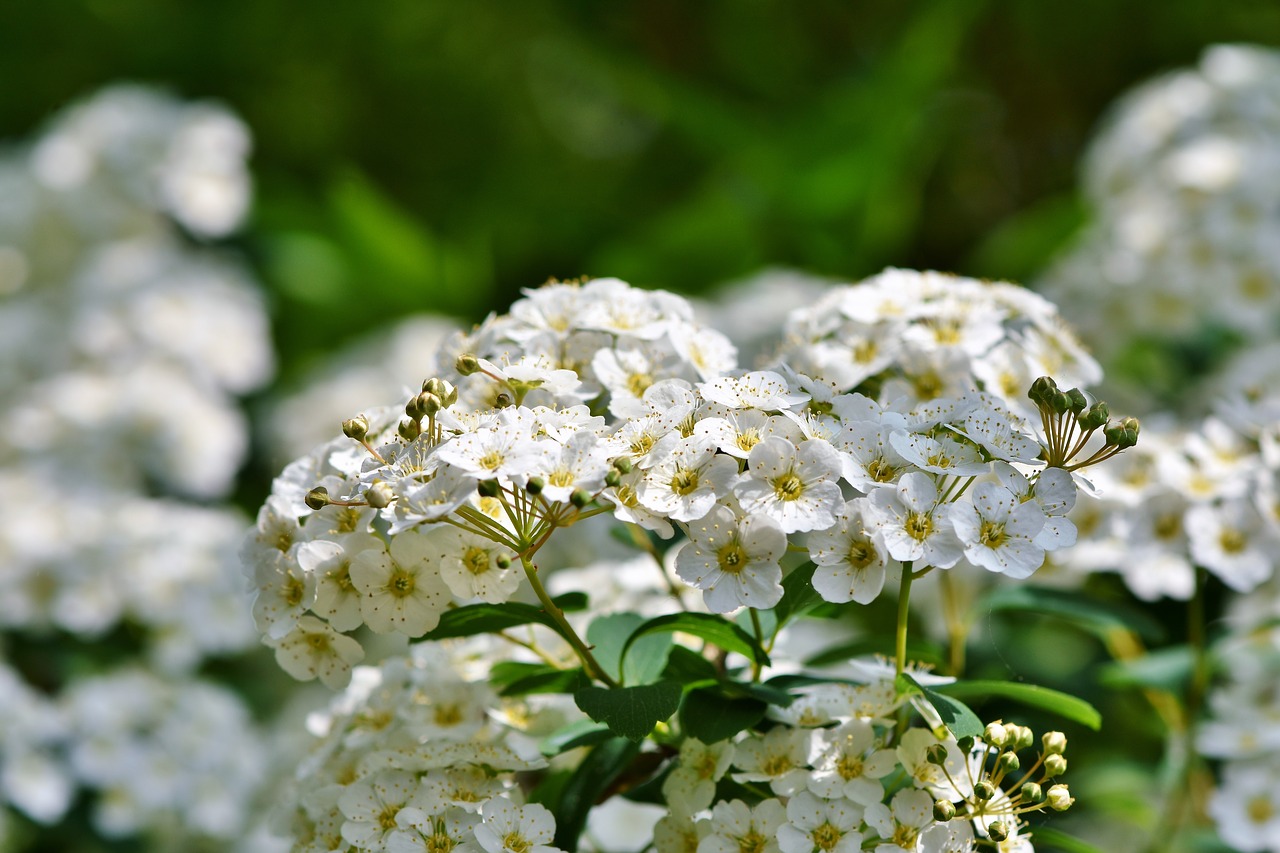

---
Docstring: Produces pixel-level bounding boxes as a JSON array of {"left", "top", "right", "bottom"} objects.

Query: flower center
[
  {"left": 853, "top": 340, "right": 878, "bottom": 364},
  {"left": 306, "top": 632, "right": 330, "bottom": 652},
  {"left": 548, "top": 468, "right": 576, "bottom": 488},
  {"left": 434, "top": 703, "right": 463, "bottom": 727},
  {"left": 626, "top": 372, "right": 654, "bottom": 397},
  {"left": 1219, "top": 528, "right": 1248, "bottom": 554},
  {"left": 478, "top": 450, "right": 505, "bottom": 471},
  {"left": 1153, "top": 513, "right": 1180, "bottom": 540},
  {"left": 427, "top": 831, "right": 456, "bottom": 853},
  {"left": 761, "top": 754, "right": 793, "bottom": 776},
  {"left": 979, "top": 520, "right": 1008, "bottom": 548},
  {"left": 812, "top": 823, "right": 843, "bottom": 852},
  {"left": 717, "top": 542, "right": 749, "bottom": 574},
  {"left": 847, "top": 538, "right": 877, "bottom": 569},
  {"left": 736, "top": 830, "right": 767, "bottom": 853},
  {"left": 389, "top": 568, "right": 416, "bottom": 596},
  {"left": 1247, "top": 795, "right": 1275, "bottom": 823},
  {"left": 378, "top": 804, "right": 401, "bottom": 832},
  {"left": 736, "top": 428, "right": 762, "bottom": 453},
  {"left": 462, "top": 546, "right": 490, "bottom": 575},
  {"left": 772, "top": 472, "right": 805, "bottom": 501},
  {"left": 671, "top": 467, "right": 701, "bottom": 496},
  {"left": 836, "top": 753, "right": 864, "bottom": 780},
  {"left": 867, "top": 458, "right": 897, "bottom": 483},
  {"left": 905, "top": 512, "right": 933, "bottom": 541},
  {"left": 284, "top": 574, "right": 306, "bottom": 607},
  {"left": 503, "top": 832, "right": 532, "bottom": 853}
]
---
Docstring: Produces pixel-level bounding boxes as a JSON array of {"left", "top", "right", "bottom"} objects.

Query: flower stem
[
  {"left": 749, "top": 608, "right": 765, "bottom": 682},
  {"left": 896, "top": 560, "right": 914, "bottom": 678},
  {"left": 519, "top": 554, "right": 618, "bottom": 688}
]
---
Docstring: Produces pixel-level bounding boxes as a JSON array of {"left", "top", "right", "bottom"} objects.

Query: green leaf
[
  {"left": 489, "top": 662, "right": 588, "bottom": 697},
  {"left": 574, "top": 681, "right": 683, "bottom": 742},
  {"left": 768, "top": 562, "right": 824, "bottom": 631},
  {"left": 551, "top": 737, "right": 640, "bottom": 852},
  {"left": 620, "top": 613, "right": 769, "bottom": 670},
  {"left": 680, "top": 687, "right": 766, "bottom": 743},
  {"left": 540, "top": 719, "right": 614, "bottom": 756},
  {"left": 1099, "top": 646, "right": 1194, "bottom": 693},
  {"left": 418, "top": 594, "right": 586, "bottom": 643},
  {"left": 589, "top": 612, "right": 672, "bottom": 686},
  {"left": 1030, "top": 826, "right": 1108, "bottom": 853},
  {"left": 805, "top": 637, "right": 945, "bottom": 669},
  {"left": 981, "top": 585, "right": 1165, "bottom": 643},
  {"left": 936, "top": 680, "right": 1102, "bottom": 731},
  {"left": 897, "top": 674, "right": 984, "bottom": 740},
  {"left": 662, "top": 646, "right": 720, "bottom": 684}
]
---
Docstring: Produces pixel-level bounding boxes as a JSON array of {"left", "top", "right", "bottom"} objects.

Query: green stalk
[
  {"left": 896, "top": 560, "right": 914, "bottom": 678},
  {"left": 520, "top": 554, "right": 618, "bottom": 688}
]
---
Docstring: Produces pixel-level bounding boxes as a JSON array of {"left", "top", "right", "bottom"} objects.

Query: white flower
[
  {"left": 834, "top": 422, "right": 911, "bottom": 490},
  {"left": 865, "top": 473, "right": 964, "bottom": 568},
  {"left": 960, "top": 406, "right": 1042, "bottom": 464},
  {"left": 697, "top": 799, "right": 787, "bottom": 853},
  {"left": 698, "top": 370, "right": 808, "bottom": 411},
  {"left": 299, "top": 532, "right": 383, "bottom": 632},
  {"left": 806, "top": 720, "right": 897, "bottom": 805},
  {"left": 271, "top": 615, "right": 365, "bottom": 688},
  {"left": 338, "top": 769, "right": 421, "bottom": 850},
  {"left": 808, "top": 499, "right": 895, "bottom": 604},
  {"left": 350, "top": 531, "right": 453, "bottom": 635},
  {"left": 890, "top": 431, "right": 990, "bottom": 478},
  {"left": 695, "top": 409, "right": 802, "bottom": 460},
  {"left": 864, "top": 787, "right": 936, "bottom": 853},
  {"left": 638, "top": 434, "right": 739, "bottom": 523},
  {"left": 434, "top": 420, "right": 543, "bottom": 483},
  {"left": 732, "top": 727, "right": 812, "bottom": 796},
  {"left": 473, "top": 798, "right": 560, "bottom": 853},
  {"left": 951, "top": 482, "right": 1047, "bottom": 579},
  {"left": 777, "top": 792, "right": 863, "bottom": 853},
  {"left": 426, "top": 526, "right": 520, "bottom": 603},
  {"left": 674, "top": 504, "right": 786, "bottom": 612},
  {"left": 733, "top": 437, "right": 844, "bottom": 533},
  {"left": 251, "top": 549, "right": 316, "bottom": 641},
  {"left": 1187, "top": 499, "right": 1275, "bottom": 592},
  {"left": 896, "top": 729, "right": 973, "bottom": 801},
  {"left": 387, "top": 808, "right": 481, "bottom": 853},
  {"left": 661, "top": 738, "right": 736, "bottom": 818},
  {"left": 524, "top": 430, "right": 612, "bottom": 504}
]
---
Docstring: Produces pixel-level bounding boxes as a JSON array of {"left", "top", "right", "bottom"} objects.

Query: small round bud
[
  {"left": 525, "top": 476, "right": 545, "bottom": 495},
  {"left": 494, "top": 392, "right": 513, "bottom": 409},
  {"left": 956, "top": 735, "right": 976, "bottom": 753},
  {"left": 570, "top": 489, "right": 593, "bottom": 508},
  {"left": 996, "top": 751, "right": 1021, "bottom": 774},
  {"left": 1012, "top": 725, "right": 1034, "bottom": 751},
  {"left": 398, "top": 418, "right": 421, "bottom": 442},
  {"left": 1046, "top": 784, "right": 1074, "bottom": 811},
  {"left": 1064, "top": 388, "right": 1087, "bottom": 414},
  {"left": 304, "top": 486, "right": 330, "bottom": 511},
  {"left": 1077, "top": 401, "right": 1109, "bottom": 430},
  {"left": 984, "top": 722, "right": 1009, "bottom": 749},
  {"left": 1042, "top": 731, "right": 1067, "bottom": 756},
  {"left": 604, "top": 469, "right": 622, "bottom": 488},
  {"left": 925, "top": 744, "right": 949, "bottom": 766},
  {"left": 1043, "top": 753, "right": 1068, "bottom": 778},
  {"left": 405, "top": 395, "right": 425, "bottom": 419},
  {"left": 613, "top": 457, "right": 634, "bottom": 474},
  {"left": 495, "top": 554, "right": 512, "bottom": 569},
  {"left": 477, "top": 479, "right": 502, "bottom": 498},
  {"left": 342, "top": 416, "right": 369, "bottom": 441},
  {"left": 1028, "top": 376, "right": 1059, "bottom": 405},
  {"left": 1050, "top": 391, "right": 1072, "bottom": 415},
  {"left": 933, "top": 800, "right": 956, "bottom": 821},
  {"left": 456, "top": 354, "right": 482, "bottom": 376},
  {"left": 974, "top": 780, "right": 996, "bottom": 802},
  {"left": 417, "top": 392, "right": 443, "bottom": 417},
  {"left": 988, "top": 821, "right": 1009, "bottom": 843},
  {"left": 1020, "top": 782, "right": 1044, "bottom": 805},
  {"left": 365, "top": 482, "right": 394, "bottom": 509}
]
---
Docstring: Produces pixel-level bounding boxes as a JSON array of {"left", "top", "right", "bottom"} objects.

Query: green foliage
[
  {"left": 937, "top": 680, "right": 1103, "bottom": 731},
  {"left": 620, "top": 612, "right": 770, "bottom": 670},
  {"left": 897, "top": 673, "right": 985, "bottom": 740},
  {"left": 981, "top": 584, "right": 1167, "bottom": 643},
  {"left": 574, "top": 681, "right": 683, "bottom": 742},
  {"left": 679, "top": 687, "right": 767, "bottom": 744},
  {"left": 417, "top": 593, "right": 587, "bottom": 643},
  {"left": 587, "top": 612, "right": 673, "bottom": 686}
]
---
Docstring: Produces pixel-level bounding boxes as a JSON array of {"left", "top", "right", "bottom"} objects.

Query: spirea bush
[{"left": 247, "top": 274, "right": 1144, "bottom": 853}]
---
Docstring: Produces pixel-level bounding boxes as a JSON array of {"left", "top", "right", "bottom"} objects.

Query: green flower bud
[
  {"left": 996, "top": 751, "right": 1021, "bottom": 774},
  {"left": 570, "top": 489, "right": 593, "bottom": 508},
  {"left": 398, "top": 418, "right": 421, "bottom": 442},
  {"left": 304, "top": 486, "right": 330, "bottom": 511},
  {"left": 525, "top": 476, "right": 545, "bottom": 495},
  {"left": 1012, "top": 725, "right": 1034, "bottom": 751},
  {"left": 1050, "top": 391, "right": 1072, "bottom": 415},
  {"left": 974, "top": 780, "right": 996, "bottom": 801},
  {"left": 1064, "top": 388, "right": 1088, "bottom": 414},
  {"left": 1028, "top": 376, "right": 1059, "bottom": 406},
  {"left": 1043, "top": 753, "right": 1067, "bottom": 778},
  {"left": 365, "top": 482, "right": 394, "bottom": 509},
  {"left": 613, "top": 457, "right": 634, "bottom": 474},
  {"left": 604, "top": 469, "right": 622, "bottom": 488},
  {"left": 477, "top": 479, "right": 502, "bottom": 498},
  {"left": 342, "top": 415, "right": 369, "bottom": 441},
  {"left": 925, "top": 743, "right": 949, "bottom": 766},
  {"left": 1021, "top": 782, "right": 1044, "bottom": 805},
  {"left": 988, "top": 821, "right": 1009, "bottom": 843},
  {"left": 957, "top": 736, "right": 976, "bottom": 753},
  {"left": 417, "top": 392, "right": 443, "bottom": 418},
  {"left": 1047, "top": 784, "right": 1074, "bottom": 811},
  {"left": 456, "top": 353, "right": 482, "bottom": 376},
  {"left": 495, "top": 554, "right": 512, "bottom": 569},
  {"left": 405, "top": 394, "right": 425, "bottom": 419},
  {"left": 494, "top": 392, "right": 513, "bottom": 409},
  {"left": 1042, "top": 731, "right": 1067, "bottom": 756},
  {"left": 1077, "top": 401, "right": 1109, "bottom": 430},
  {"left": 984, "top": 722, "right": 1009, "bottom": 749},
  {"left": 933, "top": 800, "right": 956, "bottom": 821}
]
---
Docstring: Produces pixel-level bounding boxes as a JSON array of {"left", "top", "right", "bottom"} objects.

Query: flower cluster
[{"left": 1038, "top": 44, "right": 1280, "bottom": 370}]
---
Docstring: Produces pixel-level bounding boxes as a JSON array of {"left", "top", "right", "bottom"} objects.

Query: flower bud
[
  {"left": 398, "top": 418, "right": 421, "bottom": 442},
  {"left": 974, "top": 780, "right": 996, "bottom": 801},
  {"left": 996, "top": 751, "right": 1021, "bottom": 774},
  {"left": 304, "top": 486, "right": 330, "bottom": 511},
  {"left": 495, "top": 554, "right": 512, "bottom": 569},
  {"left": 456, "top": 354, "right": 482, "bottom": 376},
  {"left": 1077, "top": 402, "right": 1109, "bottom": 430},
  {"left": 494, "top": 392, "right": 513, "bottom": 409},
  {"left": 525, "top": 476, "right": 545, "bottom": 495},
  {"left": 342, "top": 415, "right": 369, "bottom": 441},
  {"left": 957, "top": 735, "right": 976, "bottom": 753},
  {"left": 570, "top": 489, "right": 593, "bottom": 508},
  {"left": 405, "top": 394, "right": 425, "bottom": 420},
  {"left": 1046, "top": 784, "right": 1074, "bottom": 811},
  {"left": 933, "top": 800, "right": 956, "bottom": 821},
  {"left": 988, "top": 821, "right": 1009, "bottom": 843},
  {"left": 925, "top": 743, "right": 949, "bottom": 766},
  {"left": 1028, "top": 376, "right": 1059, "bottom": 406},
  {"left": 1064, "top": 388, "right": 1088, "bottom": 414},
  {"left": 1020, "top": 782, "right": 1044, "bottom": 805},
  {"left": 1042, "top": 731, "right": 1067, "bottom": 756},
  {"left": 604, "top": 469, "right": 622, "bottom": 488},
  {"left": 477, "top": 479, "right": 502, "bottom": 498},
  {"left": 365, "top": 482, "right": 394, "bottom": 509},
  {"left": 1012, "top": 725, "right": 1034, "bottom": 751},
  {"left": 613, "top": 457, "right": 634, "bottom": 474},
  {"left": 1043, "top": 753, "right": 1067, "bottom": 778},
  {"left": 1050, "top": 391, "right": 1072, "bottom": 415},
  {"left": 984, "top": 722, "right": 1009, "bottom": 749},
  {"left": 417, "top": 392, "right": 443, "bottom": 418}
]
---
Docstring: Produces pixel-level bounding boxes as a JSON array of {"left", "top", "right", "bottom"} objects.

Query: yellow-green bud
[
  {"left": 1046, "top": 784, "right": 1074, "bottom": 811},
  {"left": 933, "top": 800, "right": 956, "bottom": 821},
  {"left": 495, "top": 554, "right": 512, "bottom": 569},
  {"left": 405, "top": 395, "right": 425, "bottom": 419},
  {"left": 494, "top": 392, "right": 513, "bottom": 409},
  {"left": 1064, "top": 388, "right": 1088, "bottom": 413},
  {"left": 342, "top": 415, "right": 369, "bottom": 441},
  {"left": 1012, "top": 725, "right": 1034, "bottom": 751},
  {"left": 1043, "top": 753, "right": 1068, "bottom": 778},
  {"left": 456, "top": 354, "right": 482, "bottom": 376},
  {"left": 525, "top": 476, "right": 545, "bottom": 495},
  {"left": 984, "top": 722, "right": 1009, "bottom": 749},
  {"left": 988, "top": 821, "right": 1009, "bottom": 843},
  {"left": 996, "top": 751, "right": 1021, "bottom": 773},
  {"left": 1042, "top": 731, "right": 1067, "bottom": 756},
  {"left": 570, "top": 489, "right": 593, "bottom": 508},
  {"left": 604, "top": 469, "right": 622, "bottom": 488},
  {"left": 304, "top": 486, "right": 330, "bottom": 511},
  {"left": 417, "top": 392, "right": 443, "bottom": 418},
  {"left": 365, "top": 482, "right": 393, "bottom": 509},
  {"left": 1028, "top": 376, "right": 1059, "bottom": 406},
  {"left": 1021, "top": 782, "right": 1044, "bottom": 805},
  {"left": 613, "top": 457, "right": 634, "bottom": 474},
  {"left": 1078, "top": 402, "right": 1109, "bottom": 430},
  {"left": 974, "top": 780, "right": 996, "bottom": 801},
  {"left": 477, "top": 479, "right": 501, "bottom": 498},
  {"left": 925, "top": 743, "right": 949, "bottom": 766},
  {"left": 398, "top": 418, "right": 421, "bottom": 442}
]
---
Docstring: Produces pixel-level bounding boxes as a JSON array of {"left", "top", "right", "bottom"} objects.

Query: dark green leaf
[
  {"left": 662, "top": 646, "right": 720, "bottom": 684},
  {"left": 490, "top": 662, "right": 588, "bottom": 697},
  {"left": 551, "top": 737, "right": 641, "bottom": 851},
  {"left": 680, "top": 687, "right": 767, "bottom": 743},
  {"left": 589, "top": 612, "right": 672, "bottom": 686},
  {"left": 1030, "top": 826, "right": 1108, "bottom": 853},
  {"left": 574, "top": 681, "right": 683, "bottom": 742},
  {"left": 981, "top": 585, "right": 1165, "bottom": 643},
  {"left": 897, "top": 674, "right": 984, "bottom": 740},
  {"left": 769, "top": 562, "right": 824, "bottom": 631},
  {"left": 937, "top": 680, "right": 1102, "bottom": 731},
  {"left": 418, "top": 594, "right": 586, "bottom": 643},
  {"left": 621, "top": 613, "right": 769, "bottom": 669},
  {"left": 541, "top": 719, "right": 614, "bottom": 756}
]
